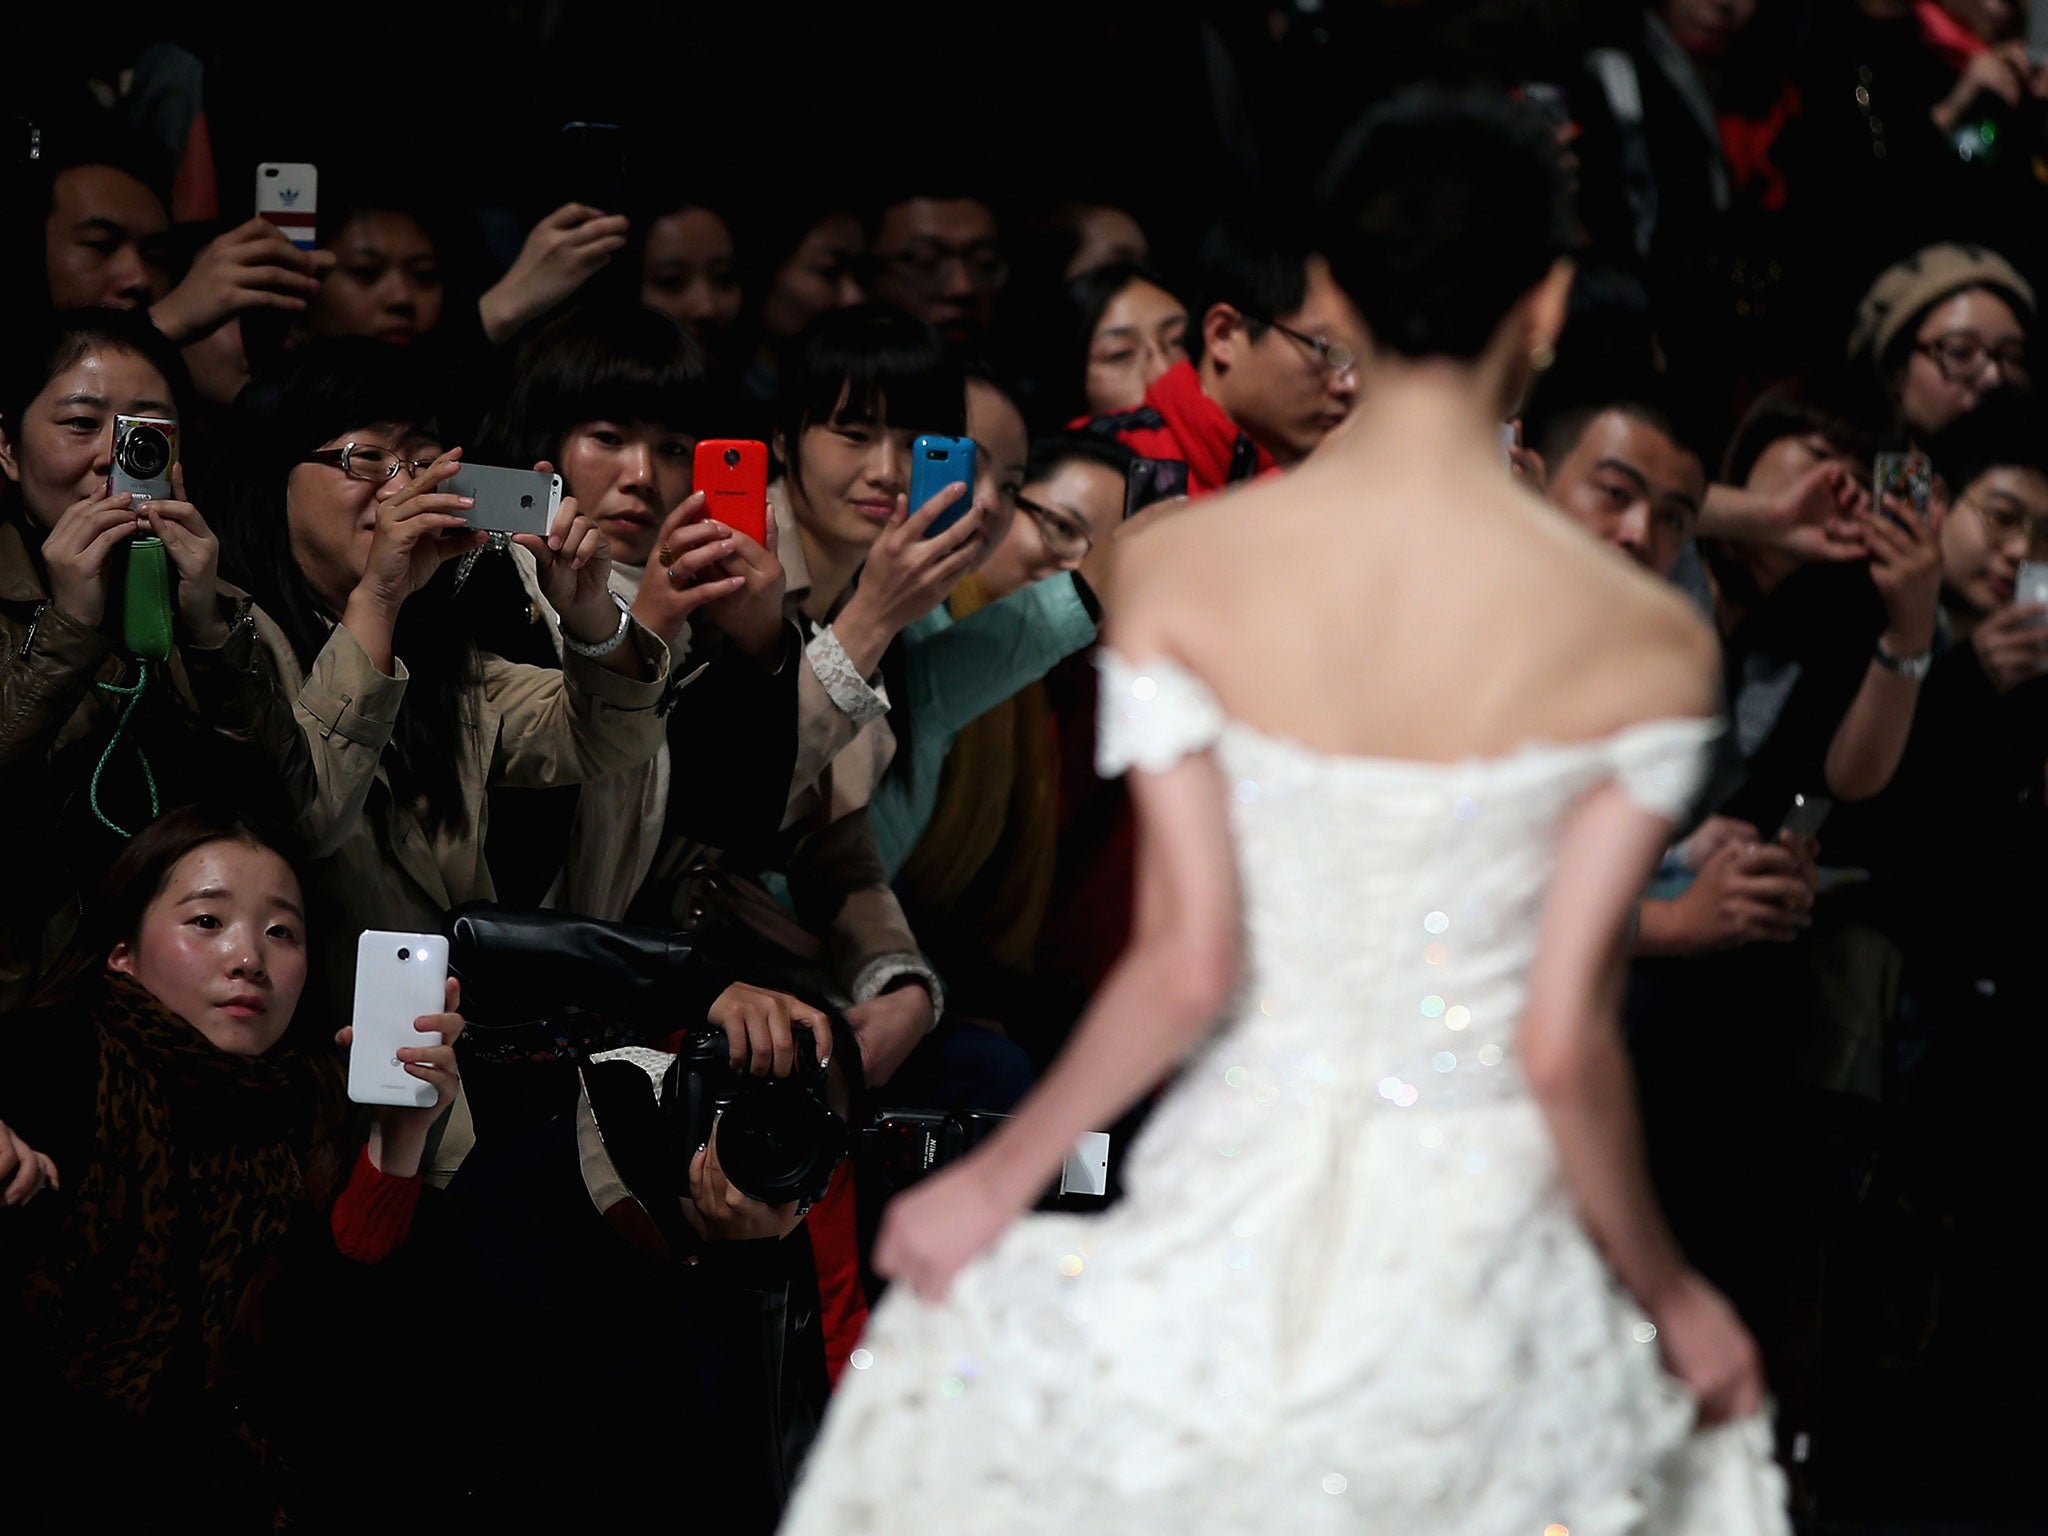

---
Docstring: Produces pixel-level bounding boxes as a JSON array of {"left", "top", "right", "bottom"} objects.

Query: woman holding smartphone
[
  {"left": 0, "top": 805, "right": 462, "bottom": 1530},
  {"left": 217, "top": 338, "right": 674, "bottom": 1037}
]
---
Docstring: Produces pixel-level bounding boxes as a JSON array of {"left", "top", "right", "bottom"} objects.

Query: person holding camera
[
  {"left": 0, "top": 806, "right": 462, "bottom": 1531},
  {"left": 0, "top": 308, "right": 304, "bottom": 1011},
  {"left": 214, "top": 338, "right": 675, "bottom": 1042}
]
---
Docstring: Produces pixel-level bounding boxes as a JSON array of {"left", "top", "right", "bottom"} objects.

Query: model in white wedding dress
[{"left": 781, "top": 91, "right": 1790, "bottom": 1536}]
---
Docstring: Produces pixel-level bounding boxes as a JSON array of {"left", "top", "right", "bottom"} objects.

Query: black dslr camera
[
  {"left": 448, "top": 904, "right": 861, "bottom": 1209},
  {"left": 664, "top": 1023, "right": 850, "bottom": 1208}
]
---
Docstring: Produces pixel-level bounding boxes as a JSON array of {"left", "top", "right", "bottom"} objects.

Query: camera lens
[
  {"left": 926, "top": 448, "right": 947, "bottom": 460},
  {"left": 723, "top": 447, "right": 741, "bottom": 468},
  {"left": 122, "top": 425, "right": 171, "bottom": 479},
  {"left": 396, "top": 947, "right": 411, "bottom": 962}
]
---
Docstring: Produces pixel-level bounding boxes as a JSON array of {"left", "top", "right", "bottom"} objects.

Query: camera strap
[{"left": 89, "top": 660, "right": 160, "bottom": 838}]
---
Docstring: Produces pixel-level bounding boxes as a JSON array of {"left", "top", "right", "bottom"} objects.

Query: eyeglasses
[
  {"left": 1960, "top": 492, "right": 2048, "bottom": 548},
  {"left": 1015, "top": 493, "right": 1094, "bottom": 562},
  {"left": 870, "top": 241, "right": 1010, "bottom": 293},
  {"left": 1915, "top": 332, "right": 2031, "bottom": 386},
  {"left": 1252, "top": 315, "right": 1358, "bottom": 377},
  {"left": 301, "top": 443, "right": 439, "bottom": 483}
]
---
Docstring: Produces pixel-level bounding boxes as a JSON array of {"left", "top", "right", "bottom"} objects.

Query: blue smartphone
[{"left": 910, "top": 435, "right": 977, "bottom": 538}]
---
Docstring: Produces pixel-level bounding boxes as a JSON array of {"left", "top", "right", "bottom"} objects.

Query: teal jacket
[{"left": 868, "top": 572, "right": 1099, "bottom": 876}]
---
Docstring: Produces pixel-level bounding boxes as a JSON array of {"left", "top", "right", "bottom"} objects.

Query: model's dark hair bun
[{"left": 1319, "top": 87, "right": 1579, "bottom": 363}]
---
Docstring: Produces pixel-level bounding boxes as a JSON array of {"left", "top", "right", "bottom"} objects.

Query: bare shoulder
[
  {"left": 1100, "top": 480, "right": 1272, "bottom": 654},
  {"left": 1565, "top": 532, "right": 1720, "bottom": 723}
]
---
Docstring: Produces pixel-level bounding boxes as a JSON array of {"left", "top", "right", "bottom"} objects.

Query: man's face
[
  {"left": 46, "top": 165, "right": 173, "bottom": 310},
  {"left": 1207, "top": 256, "right": 1365, "bottom": 467},
  {"left": 867, "top": 197, "right": 1004, "bottom": 342},
  {"left": 1546, "top": 409, "right": 1705, "bottom": 577}
]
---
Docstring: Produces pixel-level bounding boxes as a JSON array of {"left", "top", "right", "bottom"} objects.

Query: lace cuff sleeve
[
  {"left": 807, "top": 626, "right": 890, "bottom": 727},
  {"left": 1095, "top": 649, "right": 1225, "bottom": 777},
  {"left": 1608, "top": 717, "right": 1721, "bottom": 822}
]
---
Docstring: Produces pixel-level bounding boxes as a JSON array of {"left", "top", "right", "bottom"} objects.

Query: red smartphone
[{"left": 692, "top": 439, "right": 769, "bottom": 547}]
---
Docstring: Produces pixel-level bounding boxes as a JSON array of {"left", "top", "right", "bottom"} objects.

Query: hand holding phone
[
  {"left": 1873, "top": 450, "right": 1933, "bottom": 531},
  {"left": 692, "top": 440, "right": 769, "bottom": 547},
  {"left": 348, "top": 933, "right": 449, "bottom": 1108},
  {"left": 910, "top": 436, "right": 977, "bottom": 539}
]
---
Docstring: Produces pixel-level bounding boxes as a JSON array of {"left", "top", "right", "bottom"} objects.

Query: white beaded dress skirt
[{"left": 779, "top": 651, "right": 1789, "bottom": 1536}]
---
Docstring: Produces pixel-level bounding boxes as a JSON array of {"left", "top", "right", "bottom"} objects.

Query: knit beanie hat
[{"left": 1848, "top": 242, "right": 2035, "bottom": 369}]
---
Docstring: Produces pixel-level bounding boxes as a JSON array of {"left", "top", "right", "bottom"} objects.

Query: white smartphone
[
  {"left": 1498, "top": 421, "right": 1519, "bottom": 470},
  {"left": 2017, "top": 562, "right": 2048, "bottom": 673},
  {"left": 348, "top": 930, "right": 447, "bottom": 1108},
  {"left": 443, "top": 463, "right": 563, "bottom": 537},
  {"left": 255, "top": 162, "right": 318, "bottom": 251}
]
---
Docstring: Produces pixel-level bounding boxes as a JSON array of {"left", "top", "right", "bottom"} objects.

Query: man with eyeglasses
[
  {"left": 1085, "top": 217, "right": 1366, "bottom": 500},
  {"left": 864, "top": 189, "right": 1006, "bottom": 346}
]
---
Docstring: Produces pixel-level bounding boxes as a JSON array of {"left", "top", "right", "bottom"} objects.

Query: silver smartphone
[
  {"left": 2017, "top": 562, "right": 2048, "bottom": 675},
  {"left": 444, "top": 463, "right": 562, "bottom": 536}
]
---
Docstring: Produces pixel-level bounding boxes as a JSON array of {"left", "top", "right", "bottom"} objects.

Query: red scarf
[{"left": 1138, "top": 360, "right": 1275, "bottom": 498}]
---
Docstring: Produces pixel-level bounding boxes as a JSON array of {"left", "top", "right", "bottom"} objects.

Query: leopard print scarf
[{"left": 26, "top": 975, "right": 315, "bottom": 1416}]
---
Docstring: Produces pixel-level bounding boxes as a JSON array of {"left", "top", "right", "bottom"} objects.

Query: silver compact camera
[{"left": 111, "top": 414, "right": 178, "bottom": 501}]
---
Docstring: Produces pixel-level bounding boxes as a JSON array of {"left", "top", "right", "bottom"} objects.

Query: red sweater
[
  {"left": 1086, "top": 359, "right": 1276, "bottom": 500},
  {"left": 330, "top": 1145, "right": 424, "bottom": 1263}
]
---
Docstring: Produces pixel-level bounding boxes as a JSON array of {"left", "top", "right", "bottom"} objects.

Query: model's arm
[
  {"left": 870, "top": 736, "right": 1240, "bottom": 1301},
  {"left": 1520, "top": 776, "right": 1766, "bottom": 1425}
]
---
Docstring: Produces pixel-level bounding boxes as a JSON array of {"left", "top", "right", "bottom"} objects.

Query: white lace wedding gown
[{"left": 781, "top": 651, "right": 1789, "bottom": 1535}]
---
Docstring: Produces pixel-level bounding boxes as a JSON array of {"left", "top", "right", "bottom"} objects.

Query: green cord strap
[{"left": 90, "top": 659, "right": 158, "bottom": 839}]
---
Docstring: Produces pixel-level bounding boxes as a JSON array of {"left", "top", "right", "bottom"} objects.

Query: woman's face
[
  {"left": 1942, "top": 464, "right": 2048, "bottom": 614},
  {"left": 964, "top": 377, "right": 1026, "bottom": 567},
  {"left": 108, "top": 839, "right": 308, "bottom": 1057},
  {"left": 761, "top": 213, "right": 865, "bottom": 342},
  {"left": 284, "top": 420, "right": 442, "bottom": 610},
  {"left": 787, "top": 393, "right": 916, "bottom": 555},
  {"left": 306, "top": 211, "right": 445, "bottom": 346},
  {"left": 979, "top": 455, "right": 1126, "bottom": 598},
  {"left": 641, "top": 208, "right": 742, "bottom": 346},
  {"left": 1895, "top": 287, "right": 2030, "bottom": 440},
  {"left": 560, "top": 419, "right": 695, "bottom": 568},
  {"left": 0, "top": 345, "right": 176, "bottom": 529},
  {"left": 1085, "top": 279, "right": 1188, "bottom": 417}
]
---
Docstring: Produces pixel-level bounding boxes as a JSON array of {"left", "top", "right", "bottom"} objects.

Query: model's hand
[
  {"left": 844, "top": 985, "right": 932, "bottom": 1087},
  {"left": 873, "top": 1154, "right": 1020, "bottom": 1301},
  {"left": 0, "top": 1120, "right": 59, "bottom": 1207},
  {"left": 707, "top": 982, "right": 833, "bottom": 1077},
  {"left": 1648, "top": 1270, "right": 1767, "bottom": 1426}
]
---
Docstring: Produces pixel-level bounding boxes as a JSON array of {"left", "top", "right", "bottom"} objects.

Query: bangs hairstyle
[
  {"left": 1318, "top": 87, "right": 1578, "bottom": 362},
  {"left": 223, "top": 340, "right": 478, "bottom": 836},
  {"left": 772, "top": 303, "right": 964, "bottom": 475},
  {"left": 483, "top": 302, "right": 711, "bottom": 467},
  {"left": 0, "top": 307, "right": 195, "bottom": 455}
]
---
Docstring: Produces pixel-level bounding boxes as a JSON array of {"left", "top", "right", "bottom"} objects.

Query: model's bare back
[{"left": 1112, "top": 449, "right": 1718, "bottom": 761}]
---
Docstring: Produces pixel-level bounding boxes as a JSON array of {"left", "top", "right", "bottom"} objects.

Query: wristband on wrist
[{"left": 561, "top": 589, "right": 633, "bottom": 659}]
